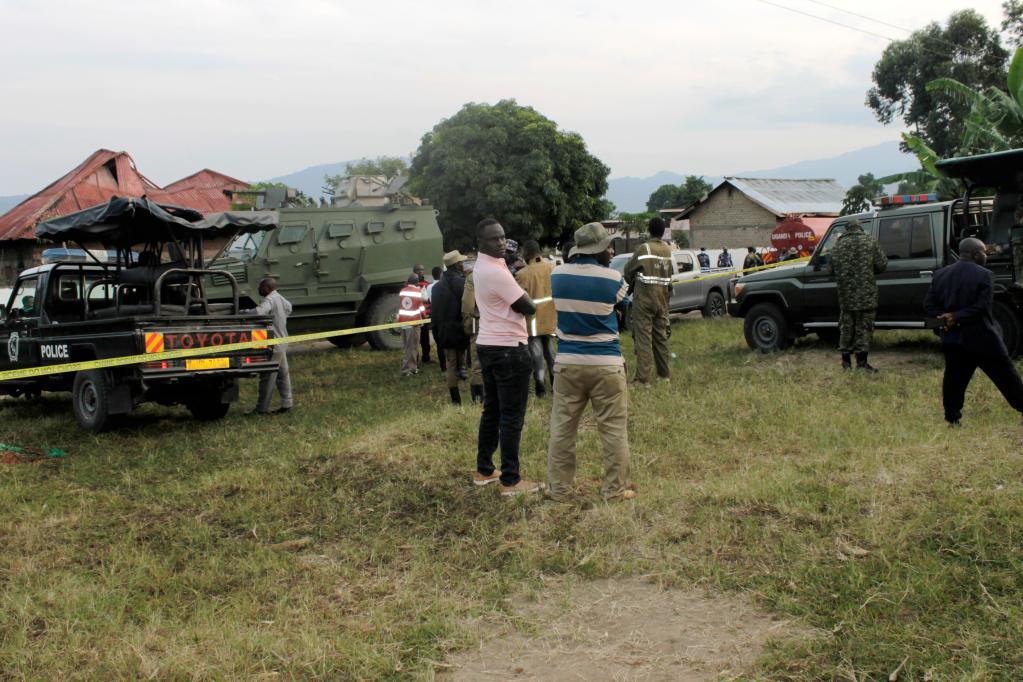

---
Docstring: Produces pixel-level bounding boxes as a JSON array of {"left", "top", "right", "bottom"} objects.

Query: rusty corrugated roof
[{"left": 0, "top": 150, "right": 249, "bottom": 242}]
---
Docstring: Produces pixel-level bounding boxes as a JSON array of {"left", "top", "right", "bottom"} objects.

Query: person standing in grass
[
  {"left": 515, "top": 240, "right": 557, "bottom": 398},
  {"left": 427, "top": 265, "right": 447, "bottom": 374},
  {"left": 547, "top": 222, "right": 634, "bottom": 502},
  {"left": 472, "top": 218, "right": 542, "bottom": 496},
  {"left": 925, "top": 237, "right": 1023, "bottom": 426},
  {"left": 624, "top": 217, "right": 672, "bottom": 385},
  {"left": 244, "top": 277, "right": 294, "bottom": 415},
  {"left": 430, "top": 251, "right": 471, "bottom": 405},
  {"left": 829, "top": 219, "right": 887, "bottom": 371},
  {"left": 398, "top": 274, "right": 425, "bottom": 377},
  {"left": 461, "top": 263, "right": 484, "bottom": 404},
  {"left": 413, "top": 264, "right": 433, "bottom": 365}
]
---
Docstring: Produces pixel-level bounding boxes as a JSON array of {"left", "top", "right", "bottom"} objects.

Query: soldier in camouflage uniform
[
  {"left": 624, "top": 217, "right": 673, "bottom": 383},
  {"left": 828, "top": 219, "right": 888, "bottom": 371}
]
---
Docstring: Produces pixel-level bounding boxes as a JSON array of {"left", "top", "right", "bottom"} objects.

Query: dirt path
[{"left": 440, "top": 577, "right": 804, "bottom": 681}]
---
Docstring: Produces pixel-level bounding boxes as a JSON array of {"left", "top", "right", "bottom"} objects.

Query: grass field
[{"left": 2, "top": 317, "right": 1022, "bottom": 679}]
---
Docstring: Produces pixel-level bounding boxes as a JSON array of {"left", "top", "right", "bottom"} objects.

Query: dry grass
[{"left": 1, "top": 319, "right": 1022, "bottom": 679}]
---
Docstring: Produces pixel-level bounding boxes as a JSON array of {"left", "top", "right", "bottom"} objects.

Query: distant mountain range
[
  {"left": 0, "top": 142, "right": 919, "bottom": 218},
  {"left": 605, "top": 141, "right": 918, "bottom": 213}
]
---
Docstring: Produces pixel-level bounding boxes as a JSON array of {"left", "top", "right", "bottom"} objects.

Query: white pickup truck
[{"left": 611, "top": 248, "right": 734, "bottom": 318}]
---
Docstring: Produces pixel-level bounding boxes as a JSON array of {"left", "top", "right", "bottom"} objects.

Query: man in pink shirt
[{"left": 472, "top": 218, "right": 543, "bottom": 496}]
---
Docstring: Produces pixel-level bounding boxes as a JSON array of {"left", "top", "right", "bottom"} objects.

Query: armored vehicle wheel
[
  {"left": 743, "top": 302, "right": 791, "bottom": 352},
  {"left": 73, "top": 370, "right": 113, "bottom": 433},
  {"left": 365, "top": 294, "right": 404, "bottom": 351},
  {"left": 329, "top": 333, "right": 366, "bottom": 349},
  {"left": 993, "top": 300, "right": 1022, "bottom": 357},
  {"left": 702, "top": 290, "right": 726, "bottom": 318}
]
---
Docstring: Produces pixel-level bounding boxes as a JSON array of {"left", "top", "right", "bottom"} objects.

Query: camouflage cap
[
  {"left": 568, "top": 222, "right": 612, "bottom": 258},
  {"left": 505, "top": 239, "right": 519, "bottom": 254}
]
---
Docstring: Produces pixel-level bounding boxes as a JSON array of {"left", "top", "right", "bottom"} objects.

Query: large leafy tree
[
  {"left": 645, "top": 175, "right": 711, "bottom": 212},
  {"left": 408, "top": 100, "right": 611, "bottom": 249},
  {"left": 866, "top": 9, "right": 1009, "bottom": 158},
  {"left": 841, "top": 173, "right": 884, "bottom": 215}
]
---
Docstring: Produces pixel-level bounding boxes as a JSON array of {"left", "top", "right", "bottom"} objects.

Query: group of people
[{"left": 241, "top": 212, "right": 1023, "bottom": 496}]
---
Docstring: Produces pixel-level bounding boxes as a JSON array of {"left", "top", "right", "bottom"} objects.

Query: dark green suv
[{"left": 729, "top": 192, "right": 1023, "bottom": 356}]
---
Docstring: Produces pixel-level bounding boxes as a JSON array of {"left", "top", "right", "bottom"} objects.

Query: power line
[
  {"left": 752, "top": 0, "right": 898, "bottom": 42},
  {"left": 751, "top": 0, "right": 954, "bottom": 60},
  {"left": 802, "top": 0, "right": 918, "bottom": 36},
  {"left": 801, "top": 0, "right": 964, "bottom": 53}
]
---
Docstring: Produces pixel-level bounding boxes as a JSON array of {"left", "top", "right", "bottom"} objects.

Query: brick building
[
  {"left": 0, "top": 150, "right": 249, "bottom": 284},
  {"left": 667, "top": 177, "right": 844, "bottom": 250}
]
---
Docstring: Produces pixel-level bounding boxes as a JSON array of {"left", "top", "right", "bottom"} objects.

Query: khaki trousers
[
  {"left": 631, "top": 303, "right": 670, "bottom": 383},
  {"left": 469, "top": 335, "right": 483, "bottom": 387},
  {"left": 547, "top": 363, "right": 630, "bottom": 501},
  {"left": 445, "top": 347, "right": 464, "bottom": 388},
  {"left": 401, "top": 326, "right": 420, "bottom": 375}
]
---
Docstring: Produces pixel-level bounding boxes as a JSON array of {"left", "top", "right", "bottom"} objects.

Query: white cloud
[{"left": 0, "top": 0, "right": 1010, "bottom": 191}]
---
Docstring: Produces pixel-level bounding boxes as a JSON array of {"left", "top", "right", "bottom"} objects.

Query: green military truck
[
  {"left": 729, "top": 148, "right": 1023, "bottom": 356},
  {"left": 208, "top": 203, "right": 444, "bottom": 351}
]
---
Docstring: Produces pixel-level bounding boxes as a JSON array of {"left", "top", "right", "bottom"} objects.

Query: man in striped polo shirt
[{"left": 547, "top": 222, "right": 635, "bottom": 502}]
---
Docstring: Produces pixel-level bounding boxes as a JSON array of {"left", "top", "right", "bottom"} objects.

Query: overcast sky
[{"left": 0, "top": 0, "right": 1009, "bottom": 193}]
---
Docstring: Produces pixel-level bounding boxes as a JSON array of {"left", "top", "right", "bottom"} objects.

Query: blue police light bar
[{"left": 878, "top": 193, "right": 938, "bottom": 207}]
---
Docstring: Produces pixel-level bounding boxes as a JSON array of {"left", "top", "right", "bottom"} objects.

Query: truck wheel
[
  {"left": 702, "top": 290, "right": 726, "bottom": 318},
  {"left": 365, "top": 294, "right": 404, "bottom": 351},
  {"left": 73, "top": 370, "right": 113, "bottom": 433},
  {"left": 329, "top": 333, "right": 366, "bottom": 349},
  {"left": 993, "top": 300, "right": 1022, "bottom": 357},
  {"left": 743, "top": 302, "right": 791, "bottom": 352}
]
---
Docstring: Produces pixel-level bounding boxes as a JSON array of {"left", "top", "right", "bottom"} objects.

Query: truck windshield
[{"left": 227, "top": 232, "right": 265, "bottom": 261}]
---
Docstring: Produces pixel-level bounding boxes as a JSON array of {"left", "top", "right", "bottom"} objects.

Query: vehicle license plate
[{"left": 186, "top": 357, "right": 230, "bottom": 371}]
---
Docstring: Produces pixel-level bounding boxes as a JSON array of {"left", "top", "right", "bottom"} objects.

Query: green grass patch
[{"left": 1, "top": 321, "right": 1022, "bottom": 679}]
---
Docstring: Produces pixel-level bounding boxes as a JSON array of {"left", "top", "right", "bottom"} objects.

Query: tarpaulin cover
[
  {"left": 936, "top": 148, "right": 1023, "bottom": 188},
  {"left": 36, "top": 196, "right": 277, "bottom": 245}
]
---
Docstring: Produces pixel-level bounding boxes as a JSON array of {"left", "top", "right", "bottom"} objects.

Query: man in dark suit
[{"left": 924, "top": 237, "right": 1023, "bottom": 426}]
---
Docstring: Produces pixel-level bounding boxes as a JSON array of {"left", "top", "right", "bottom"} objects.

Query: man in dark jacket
[
  {"left": 430, "top": 250, "right": 472, "bottom": 404},
  {"left": 829, "top": 219, "right": 888, "bottom": 371},
  {"left": 924, "top": 237, "right": 1023, "bottom": 426}
]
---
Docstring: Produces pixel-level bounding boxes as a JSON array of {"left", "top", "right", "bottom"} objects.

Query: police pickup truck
[
  {"left": 0, "top": 197, "right": 281, "bottom": 432},
  {"left": 729, "top": 148, "right": 1023, "bottom": 356}
]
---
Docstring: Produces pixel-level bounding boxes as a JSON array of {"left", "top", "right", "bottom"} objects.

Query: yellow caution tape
[
  {"left": 0, "top": 318, "right": 428, "bottom": 383},
  {"left": 668, "top": 256, "right": 811, "bottom": 287}
]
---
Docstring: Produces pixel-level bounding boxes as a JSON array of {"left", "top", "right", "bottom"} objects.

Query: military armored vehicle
[{"left": 207, "top": 203, "right": 444, "bottom": 351}]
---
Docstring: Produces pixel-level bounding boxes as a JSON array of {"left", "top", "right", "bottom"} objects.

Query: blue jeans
[{"left": 476, "top": 344, "right": 532, "bottom": 486}]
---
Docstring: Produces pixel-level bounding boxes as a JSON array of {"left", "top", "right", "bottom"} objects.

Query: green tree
[
  {"left": 408, "top": 100, "right": 611, "bottom": 249},
  {"left": 324, "top": 156, "right": 408, "bottom": 195},
  {"left": 866, "top": 10, "right": 1009, "bottom": 158},
  {"left": 1004, "top": 1, "right": 1023, "bottom": 46},
  {"left": 645, "top": 175, "right": 711, "bottom": 212},
  {"left": 841, "top": 173, "right": 884, "bottom": 215}
]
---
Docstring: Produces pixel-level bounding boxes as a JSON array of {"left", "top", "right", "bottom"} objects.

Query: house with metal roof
[
  {"left": 0, "top": 150, "right": 249, "bottom": 283},
  {"left": 666, "top": 177, "right": 845, "bottom": 251}
]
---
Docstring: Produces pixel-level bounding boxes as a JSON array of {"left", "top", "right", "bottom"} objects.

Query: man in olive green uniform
[
  {"left": 461, "top": 266, "right": 484, "bottom": 403},
  {"left": 623, "top": 217, "right": 672, "bottom": 383},
  {"left": 828, "top": 219, "right": 888, "bottom": 371},
  {"left": 515, "top": 240, "right": 557, "bottom": 397}
]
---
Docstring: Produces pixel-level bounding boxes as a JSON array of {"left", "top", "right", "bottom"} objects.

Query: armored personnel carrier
[{"left": 208, "top": 202, "right": 444, "bottom": 351}]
